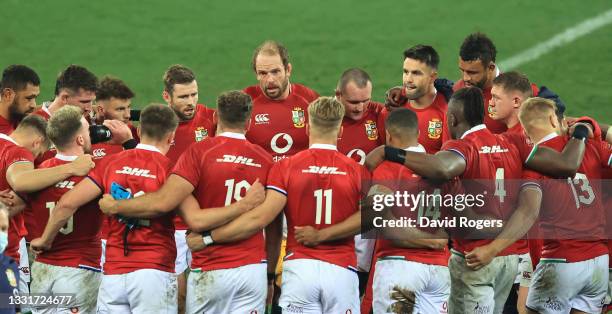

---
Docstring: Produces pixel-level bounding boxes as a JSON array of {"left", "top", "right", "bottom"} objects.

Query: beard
[
  {"left": 404, "top": 85, "right": 427, "bottom": 100},
  {"left": 8, "top": 101, "right": 29, "bottom": 123},
  {"left": 171, "top": 104, "right": 195, "bottom": 121},
  {"left": 263, "top": 77, "right": 289, "bottom": 100}
]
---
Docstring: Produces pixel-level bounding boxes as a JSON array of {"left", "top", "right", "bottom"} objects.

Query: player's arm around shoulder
[
  {"left": 31, "top": 177, "right": 102, "bottom": 254},
  {"left": 210, "top": 187, "right": 286, "bottom": 244},
  {"left": 179, "top": 178, "right": 266, "bottom": 232},
  {"left": 100, "top": 173, "right": 194, "bottom": 218}
]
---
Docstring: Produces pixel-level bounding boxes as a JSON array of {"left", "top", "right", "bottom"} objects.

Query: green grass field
[{"left": 1, "top": 0, "right": 610, "bottom": 121}]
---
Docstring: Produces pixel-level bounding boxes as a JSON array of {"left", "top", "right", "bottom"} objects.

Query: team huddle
[{"left": 0, "top": 33, "right": 610, "bottom": 314}]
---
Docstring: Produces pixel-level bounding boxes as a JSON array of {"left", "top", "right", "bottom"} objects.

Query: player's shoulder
[
  {"left": 365, "top": 101, "right": 384, "bottom": 116},
  {"left": 291, "top": 83, "right": 319, "bottom": 102},
  {"left": 244, "top": 141, "right": 274, "bottom": 164},
  {"left": 195, "top": 103, "right": 216, "bottom": 119},
  {"left": 243, "top": 85, "right": 261, "bottom": 99}
]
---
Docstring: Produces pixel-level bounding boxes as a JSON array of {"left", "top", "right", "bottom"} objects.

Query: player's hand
[
  {"left": 241, "top": 179, "right": 265, "bottom": 210},
  {"left": 464, "top": 245, "right": 499, "bottom": 270},
  {"left": 186, "top": 231, "right": 206, "bottom": 252},
  {"left": 568, "top": 122, "right": 594, "bottom": 138},
  {"left": 69, "top": 154, "right": 95, "bottom": 176},
  {"left": 103, "top": 119, "right": 133, "bottom": 145},
  {"left": 364, "top": 145, "right": 385, "bottom": 172},
  {"left": 99, "top": 194, "right": 117, "bottom": 215},
  {"left": 294, "top": 226, "right": 322, "bottom": 247},
  {"left": 0, "top": 189, "right": 15, "bottom": 207},
  {"left": 384, "top": 86, "right": 407, "bottom": 111},
  {"left": 30, "top": 237, "right": 51, "bottom": 256}
]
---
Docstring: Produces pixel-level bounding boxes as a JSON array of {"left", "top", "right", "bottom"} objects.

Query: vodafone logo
[
  {"left": 271, "top": 133, "right": 293, "bottom": 154},
  {"left": 347, "top": 149, "right": 366, "bottom": 165},
  {"left": 93, "top": 148, "right": 106, "bottom": 158},
  {"left": 255, "top": 114, "right": 270, "bottom": 124}
]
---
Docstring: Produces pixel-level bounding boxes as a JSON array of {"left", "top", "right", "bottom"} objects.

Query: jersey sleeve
[
  {"left": 441, "top": 139, "right": 471, "bottom": 163},
  {"left": 6, "top": 147, "right": 34, "bottom": 167},
  {"left": 266, "top": 160, "right": 289, "bottom": 196},
  {"left": 521, "top": 169, "right": 543, "bottom": 191},
  {"left": 171, "top": 144, "right": 202, "bottom": 188},
  {"left": 87, "top": 156, "right": 112, "bottom": 190}
]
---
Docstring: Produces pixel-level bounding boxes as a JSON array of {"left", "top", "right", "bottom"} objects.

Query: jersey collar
[
  {"left": 136, "top": 143, "right": 162, "bottom": 153},
  {"left": 404, "top": 144, "right": 426, "bottom": 153},
  {"left": 0, "top": 133, "right": 19, "bottom": 146},
  {"left": 536, "top": 132, "right": 558, "bottom": 145},
  {"left": 310, "top": 143, "right": 337, "bottom": 151},
  {"left": 55, "top": 154, "right": 78, "bottom": 161},
  {"left": 461, "top": 124, "right": 487, "bottom": 139},
  {"left": 219, "top": 132, "right": 246, "bottom": 140}
]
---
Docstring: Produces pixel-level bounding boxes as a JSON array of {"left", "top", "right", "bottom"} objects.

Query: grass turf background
[{"left": 1, "top": 0, "right": 610, "bottom": 121}]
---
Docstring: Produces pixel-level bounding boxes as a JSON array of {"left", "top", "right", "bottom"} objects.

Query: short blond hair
[
  {"left": 47, "top": 105, "right": 84, "bottom": 150},
  {"left": 518, "top": 97, "right": 557, "bottom": 127},
  {"left": 308, "top": 97, "right": 345, "bottom": 135}
]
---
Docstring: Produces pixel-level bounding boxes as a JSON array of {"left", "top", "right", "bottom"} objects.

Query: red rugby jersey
[
  {"left": 379, "top": 93, "right": 450, "bottom": 154},
  {"left": 338, "top": 102, "right": 385, "bottom": 165},
  {"left": 88, "top": 144, "right": 176, "bottom": 275},
  {"left": 522, "top": 134, "right": 610, "bottom": 262},
  {"left": 30, "top": 155, "right": 103, "bottom": 269},
  {"left": 0, "top": 134, "right": 34, "bottom": 261},
  {"left": 442, "top": 125, "right": 528, "bottom": 255},
  {"left": 166, "top": 103, "right": 216, "bottom": 230},
  {"left": 245, "top": 90, "right": 312, "bottom": 163},
  {"left": 371, "top": 146, "right": 449, "bottom": 266},
  {"left": 267, "top": 144, "right": 370, "bottom": 269},
  {"left": 0, "top": 115, "right": 14, "bottom": 134},
  {"left": 243, "top": 83, "right": 319, "bottom": 104},
  {"left": 172, "top": 132, "right": 273, "bottom": 271}
]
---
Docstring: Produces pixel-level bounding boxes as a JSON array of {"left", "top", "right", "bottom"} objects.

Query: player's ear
[
  {"left": 136, "top": 126, "right": 141, "bottom": 138},
  {"left": 337, "top": 126, "right": 343, "bottom": 139},
  {"left": 286, "top": 63, "right": 292, "bottom": 77},
  {"left": 334, "top": 89, "right": 341, "bottom": 99},
  {"left": 59, "top": 91, "right": 70, "bottom": 105},
  {"left": 305, "top": 123, "right": 310, "bottom": 137},
  {"left": 487, "top": 61, "right": 497, "bottom": 72},
  {"left": 162, "top": 90, "right": 170, "bottom": 103},
  {"left": 513, "top": 96, "right": 521, "bottom": 108},
  {"left": 167, "top": 131, "right": 176, "bottom": 145},
  {"left": 76, "top": 134, "right": 85, "bottom": 147},
  {"left": 1, "top": 88, "right": 15, "bottom": 103},
  {"left": 549, "top": 113, "right": 559, "bottom": 129}
]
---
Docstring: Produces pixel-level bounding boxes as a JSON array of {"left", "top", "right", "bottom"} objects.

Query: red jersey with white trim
[
  {"left": 379, "top": 93, "right": 450, "bottom": 154},
  {"left": 442, "top": 125, "right": 528, "bottom": 255},
  {"left": 338, "top": 102, "right": 385, "bottom": 165},
  {"left": 371, "top": 149, "right": 450, "bottom": 266},
  {"left": 88, "top": 144, "right": 176, "bottom": 275},
  {"left": 32, "top": 107, "right": 51, "bottom": 121},
  {"left": 245, "top": 90, "right": 312, "bottom": 162},
  {"left": 172, "top": 133, "right": 273, "bottom": 271},
  {"left": 522, "top": 135, "right": 609, "bottom": 262},
  {"left": 243, "top": 83, "right": 319, "bottom": 104},
  {"left": 29, "top": 156, "right": 103, "bottom": 269},
  {"left": 166, "top": 104, "right": 216, "bottom": 230},
  {"left": 266, "top": 144, "right": 370, "bottom": 269},
  {"left": 0, "top": 115, "right": 14, "bottom": 134},
  {"left": 0, "top": 134, "right": 34, "bottom": 261}
]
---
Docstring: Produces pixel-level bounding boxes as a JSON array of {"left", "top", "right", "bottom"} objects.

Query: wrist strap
[
  {"left": 571, "top": 124, "right": 589, "bottom": 142},
  {"left": 384, "top": 146, "right": 407, "bottom": 164}
]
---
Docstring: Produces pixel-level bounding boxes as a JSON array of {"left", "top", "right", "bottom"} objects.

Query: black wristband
[
  {"left": 122, "top": 138, "right": 138, "bottom": 150},
  {"left": 384, "top": 146, "right": 407, "bottom": 164},
  {"left": 571, "top": 124, "right": 589, "bottom": 142},
  {"left": 267, "top": 272, "right": 276, "bottom": 282}
]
